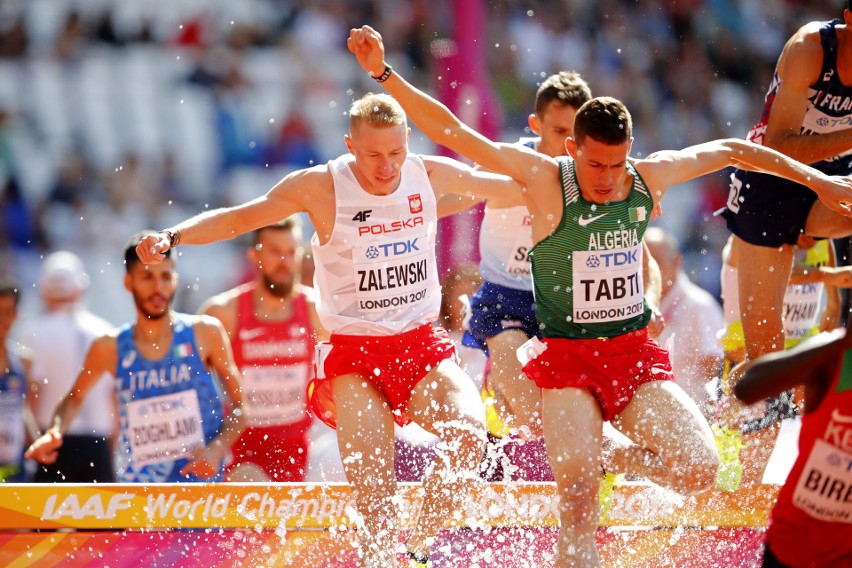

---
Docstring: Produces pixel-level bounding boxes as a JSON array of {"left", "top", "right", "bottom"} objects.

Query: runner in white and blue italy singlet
[{"left": 115, "top": 313, "right": 225, "bottom": 482}]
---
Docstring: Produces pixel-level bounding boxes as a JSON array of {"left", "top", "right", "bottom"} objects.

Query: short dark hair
[
  {"left": 573, "top": 97, "right": 633, "bottom": 146},
  {"left": 124, "top": 230, "right": 173, "bottom": 272},
  {"left": 0, "top": 277, "right": 20, "bottom": 307},
  {"left": 252, "top": 216, "right": 303, "bottom": 246},
  {"left": 534, "top": 71, "right": 592, "bottom": 117}
]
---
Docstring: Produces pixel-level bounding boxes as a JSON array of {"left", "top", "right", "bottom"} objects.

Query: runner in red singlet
[{"left": 200, "top": 217, "right": 327, "bottom": 482}]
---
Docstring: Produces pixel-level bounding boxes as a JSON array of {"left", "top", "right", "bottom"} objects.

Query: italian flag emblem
[
  {"left": 173, "top": 343, "right": 193, "bottom": 358},
  {"left": 629, "top": 206, "right": 646, "bottom": 223}
]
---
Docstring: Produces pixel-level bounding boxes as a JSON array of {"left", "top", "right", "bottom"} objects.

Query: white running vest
[
  {"left": 478, "top": 205, "right": 534, "bottom": 290},
  {"left": 477, "top": 138, "right": 536, "bottom": 291},
  {"left": 311, "top": 154, "right": 441, "bottom": 335}
]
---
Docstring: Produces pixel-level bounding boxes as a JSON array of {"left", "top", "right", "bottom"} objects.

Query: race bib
[
  {"left": 783, "top": 282, "right": 823, "bottom": 340},
  {"left": 242, "top": 363, "right": 309, "bottom": 427},
  {"left": 353, "top": 232, "right": 431, "bottom": 314},
  {"left": 503, "top": 228, "right": 533, "bottom": 277},
  {"left": 0, "top": 393, "right": 24, "bottom": 464},
  {"left": 792, "top": 438, "right": 852, "bottom": 523},
  {"left": 126, "top": 390, "right": 205, "bottom": 467},
  {"left": 572, "top": 244, "right": 644, "bottom": 324}
]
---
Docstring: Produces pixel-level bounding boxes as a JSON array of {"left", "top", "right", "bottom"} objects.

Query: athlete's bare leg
[
  {"left": 404, "top": 358, "right": 486, "bottom": 559},
  {"left": 541, "top": 387, "right": 604, "bottom": 568},
  {"left": 740, "top": 423, "right": 781, "bottom": 485},
  {"left": 331, "top": 373, "right": 398, "bottom": 568},
  {"left": 734, "top": 236, "right": 794, "bottom": 361},
  {"left": 722, "top": 236, "right": 795, "bottom": 480},
  {"left": 486, "top": 329, "right": 543, "bottom": 438},
  {"left": 606, "top": 381, "right": 718, "bottom": 493}
]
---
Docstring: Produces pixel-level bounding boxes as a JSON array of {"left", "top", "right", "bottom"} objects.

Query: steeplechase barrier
[{"left": 0, "top": 481, "right": 778, "bottom": 567}]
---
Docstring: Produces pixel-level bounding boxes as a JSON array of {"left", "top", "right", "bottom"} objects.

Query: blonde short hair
[{"left": 349, "top": 93, "right": 407, "bottom": 132}]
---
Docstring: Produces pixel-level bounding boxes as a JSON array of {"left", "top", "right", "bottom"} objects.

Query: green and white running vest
[{"left": 530, "top": 157, "right": 653, "bottom": 338}]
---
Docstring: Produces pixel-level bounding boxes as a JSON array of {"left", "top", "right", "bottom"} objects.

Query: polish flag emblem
[{"left": 408, "top": 194, "right": 423, "bottom": 214}]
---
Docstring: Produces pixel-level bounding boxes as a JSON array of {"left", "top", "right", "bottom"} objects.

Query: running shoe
[
  {"left": 482, "top": 386, "right": 510, "bottom": 437},
  {"left": 712, "top": 424, "right": 744, "bottom": 492},
  {"left": 406, "top": 550, "right": 429, "bottom": 567},
  {"left": 599, "top": 470, "right": 623, "bottom": 519}
]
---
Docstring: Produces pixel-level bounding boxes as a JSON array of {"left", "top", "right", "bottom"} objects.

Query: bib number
[{"left": 126, "top": 390, "right": 205, "bottom": 467}]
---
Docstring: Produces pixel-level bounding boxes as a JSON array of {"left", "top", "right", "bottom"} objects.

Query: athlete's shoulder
[
  {"left": 202, "top": 283, "right": 249, "bottom": 310},
  {"left": 273, "top": 163, "right": 334, "bottom": 197},
  {"left": 294, "top": 283, "right": 319, "bottom": 304},
  {"left": 779, "top": 20, "right": 829, "bottom": 68},
  {"left": 419, "top": 153, "right": 463, "bottom": 170},
  {"left": 89, "top": 332, "right": 119, "bottom": 359},
  {"left": 190, "top": 312, "right": 224, "bottom": 330}
]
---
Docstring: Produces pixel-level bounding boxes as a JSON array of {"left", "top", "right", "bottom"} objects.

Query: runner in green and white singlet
[{"left": 532, "top": 159, "right": 653, "bottom": 339}]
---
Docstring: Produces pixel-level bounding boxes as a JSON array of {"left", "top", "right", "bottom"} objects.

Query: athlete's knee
[
  {"left": 669, "top": 440, "right": 719, "bottom": 494},
  {"left": 434, "top": 417, "right": 487, "bottom": 463}
]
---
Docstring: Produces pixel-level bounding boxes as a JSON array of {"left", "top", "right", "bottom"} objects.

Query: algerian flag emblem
[{"left": 629, "top": 206, "right": 646, "bottom": 223}]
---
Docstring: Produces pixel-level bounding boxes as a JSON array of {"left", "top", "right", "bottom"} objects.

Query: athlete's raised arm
[{"left": 347, "top": 25, "right": 548, "bottom": 188}]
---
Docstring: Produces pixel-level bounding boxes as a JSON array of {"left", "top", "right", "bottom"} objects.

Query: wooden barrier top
[{"left": 0, "top": 481, "right": 779, "bottom": 530}]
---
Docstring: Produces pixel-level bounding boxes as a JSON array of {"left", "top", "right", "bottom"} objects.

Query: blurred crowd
[{"left": 0, "top": 0, "right": 842, "bottom": 326}]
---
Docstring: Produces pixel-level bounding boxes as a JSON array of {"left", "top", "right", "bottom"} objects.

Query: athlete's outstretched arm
[
  {"left": 136, "top": 167, "right": 328, "bottom": 265},
  {"left": 347, "top": 26, "right": 543, "bottom": 187},
  {"left": 423, "top": 156, "right": 525, "bottom": 204},
  {"left": 637, "top": 138, "right": 852, "bottom": 215},
  {"left": 24, "top": 335, "right": 117, "bottom": 464},
  {"left": 735, "top": 324, "right": 849, "bottom": 405},
  {"left": 436, "top": 194, "right": 482, "bottom": 218}
]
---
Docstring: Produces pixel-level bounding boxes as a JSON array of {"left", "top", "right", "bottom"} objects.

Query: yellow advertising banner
[{"left": 0, "top": 482, "right": 778, "bottom": 530}]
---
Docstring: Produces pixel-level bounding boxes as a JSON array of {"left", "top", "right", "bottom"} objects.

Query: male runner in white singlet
[{"left": 135, "top": 94, "right": 523, "bottom": 567}]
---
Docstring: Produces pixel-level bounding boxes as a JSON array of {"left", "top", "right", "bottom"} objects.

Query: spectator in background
[
  {"left": 0, "top": 278, "right": 35, "bottom": 482},
  {"left": 199, "top": 217, "right": 335, "bottom": 482},
  {"left": 645, "top": 227, "right": 724, "bottom": 418},
  {"left": 22, "top": 251, "right": 116, "bottom": 483},
  {"left": 265, "top": 112, "right": 322, "bottom": 168},
  {"left": 0, "top": 175, "right": 37, "bottom": 251},
  {"left": 26, "top": 232, "right": 247, "bottom": 482}
]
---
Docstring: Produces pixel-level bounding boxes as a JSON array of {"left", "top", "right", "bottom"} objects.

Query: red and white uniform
[
  {"left": 308, "top": 154, "right": 455, "bottom": 428},
  {"left": 765, "top": 351, "right": 852, "bottom": 566},
  {"left": 228, "top": 283, "right": 315, "bottom": 481},
  {"left": 310, "top": 154, "right": 441, "bottom": 336}
]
